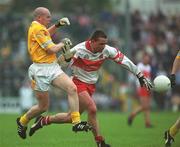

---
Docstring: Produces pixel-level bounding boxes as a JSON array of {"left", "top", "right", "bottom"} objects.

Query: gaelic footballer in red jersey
[
  {"left": 30, "top": 30, "right": 152, "bottom": 147},
  {"left": 128, "top": 52, "right": 153, "bottom": 128}
]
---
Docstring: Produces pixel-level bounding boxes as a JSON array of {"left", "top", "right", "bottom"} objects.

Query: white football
[{"left": 153, "top": 75, "right": 171, "bottom": 92}]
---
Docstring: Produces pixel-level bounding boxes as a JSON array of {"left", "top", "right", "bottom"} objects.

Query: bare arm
[
  {"left": 48, "top": 25, "right": 58, "bottom": 36},
  {"left": 46, "top": 42, "right": 64, "bottom": 54},
  {"left": 117, "top": 55, "right": 141, "bottom": 75},
  {"left": 170, "top": 51, "right": 180, "bottom": 87},
  {"left": 171, "top": 56, "right": 180, "bottom": 74},
  {"left": 46, "top": 37, "right": 72, "bottom": 54}
]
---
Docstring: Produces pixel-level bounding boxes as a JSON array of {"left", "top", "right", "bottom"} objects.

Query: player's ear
[
  {"left": 91, "top": 39, "right": 97, "bottom": 44},
  {"left": 91, "top": 39, "right": 94, "bottom": 43}
]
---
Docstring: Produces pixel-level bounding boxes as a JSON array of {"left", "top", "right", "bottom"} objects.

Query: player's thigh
[
  {"left": 78, "top": 91, "right": 96, "bottom": 113},
  {"left": 140, "top": 97, "right": 150, "bottom": 108},
  {"left": 52, "top": 73, "right": 76, "bottom": 92}
]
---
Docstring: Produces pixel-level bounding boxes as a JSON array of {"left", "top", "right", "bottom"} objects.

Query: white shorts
[{"left": 28, "top": 62, "right": 64, "bottom": 91}]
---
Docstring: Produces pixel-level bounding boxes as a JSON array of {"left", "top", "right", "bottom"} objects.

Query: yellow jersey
[{"left": 28, "top": 21, "right": 56, "bottom": 63}]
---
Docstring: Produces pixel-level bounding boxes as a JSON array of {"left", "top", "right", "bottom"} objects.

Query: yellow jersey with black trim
[
  {"left": 177, "top": 50, "right": 180, "bottom": 59},
  {"left": 28, "top": 21, "right": 56, "bottom": 63}
]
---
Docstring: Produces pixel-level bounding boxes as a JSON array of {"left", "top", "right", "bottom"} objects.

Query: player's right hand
[
  {"left": 55, "top": 17, "right": 70, "bottom": 27},
  {"left": 169, "top": 74, "right": 176, "bottom": 88}
]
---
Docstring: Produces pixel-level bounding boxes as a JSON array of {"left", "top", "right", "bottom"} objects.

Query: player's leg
[
  {"left": 29, "top": 112, "right": 72, "bottom": 136},
  {"left": 128, "top": 106, "right": 142, "bottom": 125},
  {"left": 29, "top": 99, "right": 91, "bottom": 136},
  {"left": 78, "top": 91, "right": 110, "bottom": 147},
  {"left": 164, "top": 117, "right": 180, "bottom": 146},
  {"left": 25, "top": 91, "right": 50, "bottom": 120},
  {"left": 169, "top": 117, "right": 180, "bottom": 137},
  {"left": 17, "top": 91, "right": 49, "bottom": 139},
  {"left": 128, "top": 97, "right": 143, "bottom": 126},
  {"left": 52, "top": 73, "right": 81, "bottom": 124},
  {"left": 29, "top": 73, "right": 91, "bottom": 134},
  {"left": 141, "top": 96, "right": 152, "bottom": 128},
  {"left": 128, "top": 87, "right": 145, "bottom": 126},
  {"left": 79, "top": 91, "right": 98, "bottom": 135}
]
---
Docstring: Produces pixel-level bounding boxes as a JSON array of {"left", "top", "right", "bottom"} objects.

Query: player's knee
[
  {"left": 142, "top": 106, "right": 149, "bottom": 111},
  {"left": 39, "top": 103, "right": 49, "bottom": 112},
  {"left": 88, "top": 105, "right": 97, "bottom": 116}
]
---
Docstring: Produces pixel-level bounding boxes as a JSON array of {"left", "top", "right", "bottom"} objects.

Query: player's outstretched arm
[{"left": 118, "top": 55, "right": 153, "bottom": 90}]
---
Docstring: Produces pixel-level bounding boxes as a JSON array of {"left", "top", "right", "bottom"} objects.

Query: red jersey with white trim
[{"left": 70, "top": 41, "right": 141, "bottom": 84}]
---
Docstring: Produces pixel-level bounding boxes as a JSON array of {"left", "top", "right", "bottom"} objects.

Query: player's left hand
[
  {"left": 61, "top": 38, "right": 72, "bottom": 53},
  {"left": 55, "top": 17, "right": 70, "bottom": 27},
  {"left": 63, "top": 50, "right": 76, "bottom": 62},
  {"left": 169, "top": 74, "right": 176, "bottom": 88},
  {"left": 137, "top": 72, "right": 153, "bottom": 90}
]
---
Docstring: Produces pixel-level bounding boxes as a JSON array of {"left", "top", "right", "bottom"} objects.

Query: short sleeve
[{"left": 34, "top": 30, "right": 55, "bottom": 50}]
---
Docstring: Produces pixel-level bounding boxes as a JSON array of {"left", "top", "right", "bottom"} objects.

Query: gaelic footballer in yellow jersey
[
  {"left": 164, "top": 50, "right": 180, "bottom": 147},
  {"left": 16, "top": 7, "right": 91, "bottom": 140},
  {"left": 28, "top": 21, "right": 56, "bottom": 63}
]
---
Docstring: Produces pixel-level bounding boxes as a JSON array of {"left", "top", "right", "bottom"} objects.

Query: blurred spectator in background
[{"left": 128, "top": 52, "right": 153, "bottom": 128}]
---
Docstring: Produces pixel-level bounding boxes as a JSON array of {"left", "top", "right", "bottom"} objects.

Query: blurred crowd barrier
[{"left": 0, "top": 9, "right": 179, "bottom": 113}]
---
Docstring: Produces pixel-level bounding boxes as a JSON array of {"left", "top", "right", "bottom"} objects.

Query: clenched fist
[{"left": 55, "top": 17, "right": 70, "bottom": 27}]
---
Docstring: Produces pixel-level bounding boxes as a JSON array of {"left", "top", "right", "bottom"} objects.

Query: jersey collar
[{"left": 85, "top": 40, "right": 94, "bottom": 52}]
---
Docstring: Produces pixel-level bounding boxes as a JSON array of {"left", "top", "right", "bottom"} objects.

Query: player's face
[
  {"left": 40, "top": 11, "right": 51, "bottom": 27},
  {"left": 91, "top": 37, "right": 108, "bottom": 53},
  {"left": 143, "top": 54, "right": 150, "bottom": 65}
]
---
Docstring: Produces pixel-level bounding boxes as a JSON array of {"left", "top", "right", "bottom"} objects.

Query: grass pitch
[{"left": 0, "top": 111, "right": 179, "bottom": 147}]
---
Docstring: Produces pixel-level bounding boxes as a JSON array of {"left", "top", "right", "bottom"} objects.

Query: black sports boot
[
  {"left": 29, "top": 116, "right": 44, "bottom": 136},
  {"left": 164, "top": 130, "right": 174, "bottom": 147},
  {"left": 72, "top": 121, "right": 92, "bottom": 132},
  {"left": 95, "top": 136, "right": 111, "bottom": 147},
  {"left": 16, "top": 117, "right": 27, "bottom": 139},
  {"left": 96, "top": 140, "right": 111, "bottom": 147}
]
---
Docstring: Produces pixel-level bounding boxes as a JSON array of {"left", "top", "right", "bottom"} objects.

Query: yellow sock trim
[
  {"left": 170, "top": 123, "right": 179, "bottom": 137},
  {"left": 71, "top": 112, "right": 81, "bottom": 124},
  {"left": 20, "top": 114, "right": 29, "bottom": 126}
]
